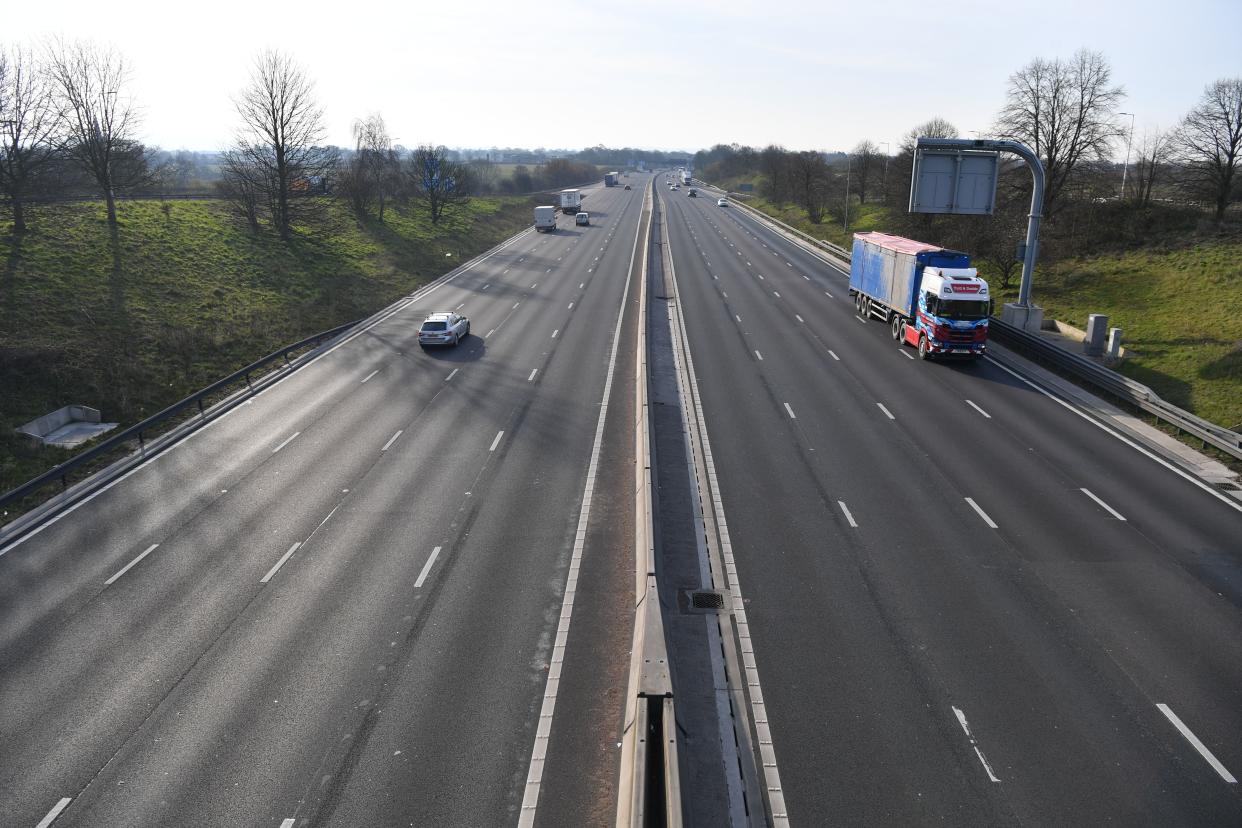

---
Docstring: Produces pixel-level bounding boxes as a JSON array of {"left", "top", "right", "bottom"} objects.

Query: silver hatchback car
[{"left": 418, "top": 312, "right": 470, "bottom": 347}]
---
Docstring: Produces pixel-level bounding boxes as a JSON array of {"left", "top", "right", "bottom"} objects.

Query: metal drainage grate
[{"left": 690, "top": 590, "right": 725, "bottom": 611}]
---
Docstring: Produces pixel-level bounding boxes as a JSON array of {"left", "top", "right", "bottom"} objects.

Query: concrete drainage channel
[{"left": 617, "top": 184, "right": 782, "bottom": 827}]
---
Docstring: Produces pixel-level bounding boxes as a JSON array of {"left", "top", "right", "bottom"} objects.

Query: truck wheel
[
  {"left": 918, "top": 334, "right": 931, "bottom": 360},
  {"left": 898, "top": 321, "right": 908, "bottom": 344},
  {"left": 890, "top": 317, "right": 901, "bottom": 340}
]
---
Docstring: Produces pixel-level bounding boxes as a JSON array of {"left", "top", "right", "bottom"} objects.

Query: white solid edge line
[
  {"left": 414, "top": 545, "right": 442, "bottom": 588},
  {"left": 489, "top": 431, "right": 504, "bottom": 452},
  {"left": 260, "top": 542, "right": 301, "bottom": 584},
  {"left": 271, "top": 431, "right": 300, "bottom": 454},
  {"left": 984, "top": 355, "right": 1242, "bottom": 514},
  {"left": 953, "top": 706, "right": 1001, "bottom": 783},
  {"left": 35, "top": 798, "right": 73, "bottom": 828},
  {"left": 1081, "top": 488, "right": 1128, "bottom": 521},
  {"left": 381, "top": 430, "right": 403, "bottom": 452},
  {"left": 1156, "top": 703, "right": 1237, "bottom": 783},
  {"left": 838, "top": 500, "right": 858, "bottom": 527},
  {"left": 518, "top": 184, "right": 642, "bottom": 826},
  {"left": 877, "top": 403, "right": 895, "bottom": 420},
  {"left": 965, "top": 399, "right": 992, "bottom": 418},
  {"left": 527, "top": 368, "right": 538, "bottom": 382},
  {"left": 104, "top": 543, "right": 159, "bottom": 585},
  {"left": 361, "top": 369, "right": 379, "bottom": 383},
  {"left": 965, "top": 497, "right": 999, "bottom": 529},
  {"left": 445, "top": 368, "right": 458, "bottom": 382},
  {"left": 784, "top": 402, "right": 796, "bottom": 419}
]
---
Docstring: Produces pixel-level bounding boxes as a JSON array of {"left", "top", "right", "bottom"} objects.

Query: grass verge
[{"left": 0, "top": 195, "right": 538, "bottom": 509}]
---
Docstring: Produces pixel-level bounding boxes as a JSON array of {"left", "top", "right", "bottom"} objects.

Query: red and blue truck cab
[{"left": 848, "top": 232, "right": 991, "bottom": 360}]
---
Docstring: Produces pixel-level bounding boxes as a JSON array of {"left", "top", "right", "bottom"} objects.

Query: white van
[{"left": 534, "top": 205, "right": 557, "bottom": 232}]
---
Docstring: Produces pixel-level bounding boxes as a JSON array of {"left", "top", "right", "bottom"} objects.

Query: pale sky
[{"left": 9, "top": 0, "right": 1240, "bottom": 155}]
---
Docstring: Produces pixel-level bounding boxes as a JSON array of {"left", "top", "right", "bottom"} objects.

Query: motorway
[
  {"left": 4, "top": 167, "right": 1241, "bottom": 828},
  {"left": 0, "top": 177, "right": 648, "bottom": 827},
  {"left": 657, "top": 182, "right": 1242, "bottom": 825}
]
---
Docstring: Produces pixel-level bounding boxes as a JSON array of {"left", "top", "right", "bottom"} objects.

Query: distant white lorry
[
  {"left": 559, "top": 188, "right": 583, "bottom": 214},
  {"left": 680, "top": 170, "right": 692, "bottom": 185},
  {"left": 534, "top": 205, "right": 557, "bottom": 233}
]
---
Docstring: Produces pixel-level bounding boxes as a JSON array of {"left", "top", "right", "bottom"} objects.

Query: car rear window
[{"left": 422, "top": 321, "right": 447, "bottom": 332}]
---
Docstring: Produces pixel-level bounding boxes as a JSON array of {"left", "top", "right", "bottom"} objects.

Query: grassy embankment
[
  {"left": 709, "top": 177, "right": 1241, "bottom": 432},
  {"left": 0, "top": 195, "right": 538, "bottom": 504}
]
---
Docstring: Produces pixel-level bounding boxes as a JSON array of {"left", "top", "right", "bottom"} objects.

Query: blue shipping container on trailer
[
  {"left": 849, "top": 232, "right": 991, "bottom": 360},
  {"left": 849, "top": 234, "right": 971, "bottom": 317}
]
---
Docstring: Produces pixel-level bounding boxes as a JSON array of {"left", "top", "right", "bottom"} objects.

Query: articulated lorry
[
  {"left": 680, "top": 170, "right": 692, "bottom": 185},
  {"left": 604, "top": 172, "right": 618, "bottom": 187},
  {"left": 559, "top": 189, "right": 583, "bottom": 214},
  {"left": 848, "top": 232, "right": 991, "bottom": 360},
  {"left": 534, "top": 205, "right": 557, "bottom": 232}
]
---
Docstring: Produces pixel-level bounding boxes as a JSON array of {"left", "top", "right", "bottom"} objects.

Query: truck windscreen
[{"left": 930, "top": 298, "right": 990, "bottom": 320}]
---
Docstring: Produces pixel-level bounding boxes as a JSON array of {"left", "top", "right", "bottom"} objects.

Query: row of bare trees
[
  {"left": 1, "top": 40, "right": 148, "bottom": 233},
  {"left": 215, "top": 51, "right": 476, "bottom": 237},
  {"left": 3, "top": 43, "right": 479, "bottom": 238},
  {"left": 694, "top": 50, "right": 1240, "bottom": 239}
]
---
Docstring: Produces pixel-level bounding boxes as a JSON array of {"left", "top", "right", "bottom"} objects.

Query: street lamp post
[
  {"left": 880, "top": 141, "right": 890, "bottom": 195},
  {"left": 843, "top": 153, "right": 851, "bottom": 231},
  {"left": 1118, "top": 112, "right": 1135, "bottom": 200}
]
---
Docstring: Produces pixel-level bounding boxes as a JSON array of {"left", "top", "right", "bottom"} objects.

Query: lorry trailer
[
  {"left": 604, "top": 172, "right": 618, "bottom": 187},
  {"left": 559, "top": 188, "right": 583, "bottom": 214},
  {"left": 848, "top": 232, "right": 991, "bottom": 359}
]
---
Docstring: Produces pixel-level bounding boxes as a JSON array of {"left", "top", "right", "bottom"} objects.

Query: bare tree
[
  {"left": 994, "top": 49, "right": 1125, "bottom": 217},
  {"left": 216, "top": 147, "right": 266, "bottom": 229},
  {"left": 46, "top": 39, "right": 146, "bottom": 227},
  {"left": 1132, "top": 127, "right": 1173, "bottom": 207},
  {"left": 343, "top": 113, "right": 398, "bottom": 220},
  {"left": 0, "top": 43, "right": 63, "bottom": 233},
  {"left": 760, "top": 144, "right": 792, "bottom": 204},
  {"left": 1175, "top": 78, "right": 1242, "bottom": 222},
  {"left": 408, "top": 144, "right": 471, "bottom": 223},
  {"left": 787, "top": 150, "right": 830, "bottom": 223},
  {"left": 851, "top": 139, "right": 881, "bottom": 204},
  {"left": 232, "top": 50, "right": 333, "bottom": 240},
  {"left": 900, "top": 117, "right": 958, "bottom": 152}
]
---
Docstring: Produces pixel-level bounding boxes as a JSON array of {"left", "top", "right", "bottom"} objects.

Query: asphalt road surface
[
  {"left": 657, "top": 182, "right": 1242, "bottom": 826},
  {"left": 5, "top": 171, "right": 1241, "bottom": 827},
  {"left": 0, "top": 176, "right": 648, "bottom": 828}
]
